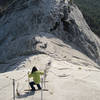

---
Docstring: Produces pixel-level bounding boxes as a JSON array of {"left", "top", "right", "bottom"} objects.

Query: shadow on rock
[{"left": 16, "top": 91, "right": 35, "bottom": 99}]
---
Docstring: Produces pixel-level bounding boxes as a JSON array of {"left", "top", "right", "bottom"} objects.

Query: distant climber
[
  {"left": 28, "top": 66, "right": 44, "bottom": 91},
  {"left": 68, "top": 0, "right": 73, "bottom": 5},
  {"left": 60, "top": 0, "right": 65, "bottom": 3}
]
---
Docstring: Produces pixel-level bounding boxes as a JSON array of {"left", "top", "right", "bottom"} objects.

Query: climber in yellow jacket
[{"left": 28, "top": 66, "right": 44, "bottom": 91}]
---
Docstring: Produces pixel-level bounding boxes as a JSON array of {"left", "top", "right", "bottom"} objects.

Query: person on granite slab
[{"left": 28, "top": 66, "right": 44, "bottom": 91}]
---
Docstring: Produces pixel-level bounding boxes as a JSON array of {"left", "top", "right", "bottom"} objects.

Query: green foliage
[{"left": 75, "top": 0, "right": 100, "bottom": 37}]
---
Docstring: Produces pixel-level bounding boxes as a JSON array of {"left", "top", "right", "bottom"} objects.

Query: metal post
[
  {"left": 28, "top": 72, "right": 30, "bottom": 89},
  {"left": 44, "top": 69, "right": 46, "bottom": 88},
  {"left": 13, "top": 79, "right": 15, "bottom": 100},
  {"left": 41, "top": 78, "right": 43, "bottom": 100}
]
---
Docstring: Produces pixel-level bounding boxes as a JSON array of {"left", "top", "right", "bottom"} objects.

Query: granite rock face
[{"left": 0, "top": 0, "right": 100, "bottom": 68}]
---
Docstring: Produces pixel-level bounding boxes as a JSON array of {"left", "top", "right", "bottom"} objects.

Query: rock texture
[
  {"left": 0, "top": 0, "right": 100, "bottom": 100},
  {"left": 0, "top": 0, "right": 100, "bottom": 67}
]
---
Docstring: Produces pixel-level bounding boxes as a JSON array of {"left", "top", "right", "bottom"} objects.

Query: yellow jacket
[{"left": 28, "top": 71, "right": 44, "bottom": 84}]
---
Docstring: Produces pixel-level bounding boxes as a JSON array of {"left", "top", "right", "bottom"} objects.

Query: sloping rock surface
[
  {"left": 0, "top": 1, "right": 100, "bottom": 100},
  {"left": 0, "top": 0, "right": 100, "bottom": 68}
]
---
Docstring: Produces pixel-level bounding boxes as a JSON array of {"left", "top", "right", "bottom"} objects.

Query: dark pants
[{"left": 29, "top": 82, "right": 41, "bottom": 91}]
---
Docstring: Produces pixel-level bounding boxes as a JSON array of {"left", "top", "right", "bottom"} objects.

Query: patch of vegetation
[
  {"left": 0, "top": 0, "right": 13, "bottom": 7},
  {"left": 75, "top": 0, "right": 100, "bottom": 37},
  {"left": 0, "top": 0, "right": 13, "bottom": 17}
]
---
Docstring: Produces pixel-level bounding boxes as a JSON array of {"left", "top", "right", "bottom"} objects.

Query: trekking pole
[
  {"left": 41, "top": 78, "right": 43, "bottom": 100},
  {"left": 13, "top": 79, "right": 15, "bottom": 100},
  {"left": 44, "top": 69, "right": 46, "bottom": 88}
]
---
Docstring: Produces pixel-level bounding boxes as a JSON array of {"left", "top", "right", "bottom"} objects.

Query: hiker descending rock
[{"left": 28, "top": 66, "right": 44, "bottom": 91}]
